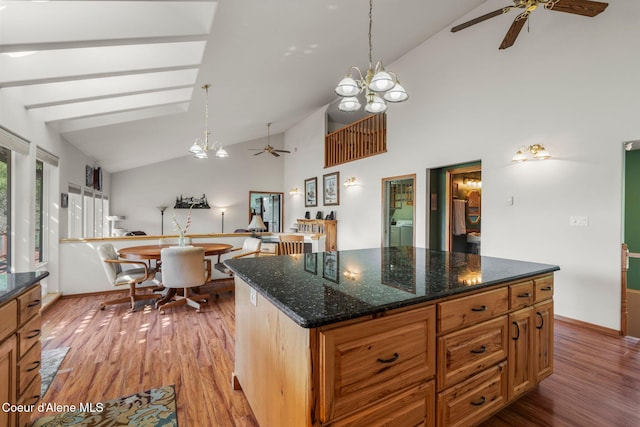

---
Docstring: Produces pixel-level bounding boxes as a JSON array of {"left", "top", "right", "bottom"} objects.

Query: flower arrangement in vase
[{"left": 172, "top": 205, "right": 193, "bottom": 247}]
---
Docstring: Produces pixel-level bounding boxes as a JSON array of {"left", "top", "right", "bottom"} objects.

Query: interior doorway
[
  {"left": 623, "top": 141, "right": 640, "bottom": 338},
  {"left": 428, "top": 161, "right": 481, "bottom": 253},
  {"left": 382, "top": 174, "right": 415, "bottom": 247}
]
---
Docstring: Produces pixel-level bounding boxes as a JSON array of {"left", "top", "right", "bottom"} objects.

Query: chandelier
[
  {"left": 188, "top": 84, "right": 229, "bottom": 159},
  {"left": 334, "top": 0, "right": 408, "bottom": 113}
]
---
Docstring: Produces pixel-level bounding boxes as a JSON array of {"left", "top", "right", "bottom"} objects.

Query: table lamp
[{"left": 247, "top": 214, "right": 267, "bottom": 237}]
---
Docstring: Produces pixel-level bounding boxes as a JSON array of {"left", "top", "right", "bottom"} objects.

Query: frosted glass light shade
[
  {"left": 369, "top": 70, "right": 395, "bottom": 92},
  {"left": 335, "top": 77, "right": 360, "bottom": 97},
  {"left": 383, "top": 83, "right": 408, "bottom": 103},
  {"left": 365, "top": 95, "right": 387, "bottom": 113},
  {"left": 338, "top": 96, "right": 362, "bottom": 112},
  {"left": 215, "top": 146, "right": 229, "bottom": 158},
  {"left": 188, "top": 139, "right": 203, "bottom": 154},
  {"left": 512, "top": 150, "right": 527, "bottom": 162}
]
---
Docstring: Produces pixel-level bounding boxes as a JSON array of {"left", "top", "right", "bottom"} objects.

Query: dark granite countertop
[
  {"left": 225, "top": 247, "right": 560, "bottom": 329},
  {"left": 0, "top": 271, "right": 50, "bottom": 305}
]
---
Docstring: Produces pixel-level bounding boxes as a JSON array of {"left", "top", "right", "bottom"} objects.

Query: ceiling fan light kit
[
  {"left": 334, "top": 0, "right": 408, "bottom": 113},
  {"left": 451, "top": 0, "right": 608, "bottom": 50}
]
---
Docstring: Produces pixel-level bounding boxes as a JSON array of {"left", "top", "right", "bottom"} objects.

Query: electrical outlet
[
  {"left": 249, "top": 288, "right": 257, "bottom": 306},
  {"left": 569, "top": 216, "right": 588, "bottom": 227}
]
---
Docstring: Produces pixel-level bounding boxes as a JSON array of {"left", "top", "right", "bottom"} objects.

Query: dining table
[{"left": 118, "top": 242, "right": 234, "bottom": 309}]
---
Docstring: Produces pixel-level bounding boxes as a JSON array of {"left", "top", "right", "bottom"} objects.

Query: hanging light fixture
[
  {"left": 188, "top": 84, "right": 229, "bottom": 159},
  {"left": 334, "top": 0, "right": 408, "bottom": 113}
]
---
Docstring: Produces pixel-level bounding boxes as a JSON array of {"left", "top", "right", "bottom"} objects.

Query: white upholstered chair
[
  {"left": 97, "top": 243, "right": 158, "bottom": 311},
  {"left": 157, "top": 246, "right": 211, "bottom": 313},
  {"left": 215, "top": 237, "right": 262, "bottom": 275}
]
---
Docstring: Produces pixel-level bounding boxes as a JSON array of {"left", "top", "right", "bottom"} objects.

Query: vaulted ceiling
[{"left": 0, "top": 0, "right": 486, "bottom": 172}]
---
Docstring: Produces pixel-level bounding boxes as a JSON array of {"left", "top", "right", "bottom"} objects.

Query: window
[
  {"left": 0, "top": 147, "right": 10, "bottom": 273},
  {"left": 35, "top": 159, "right": 44, "bottom": 263},
  {"left": 68, "top": 185, "right": 83, "bottom": 239}
]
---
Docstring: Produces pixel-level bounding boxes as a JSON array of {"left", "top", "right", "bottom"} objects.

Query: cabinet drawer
[
  {"left": 18, "top": 372, "right": 41, "bottom": 427},
  {"left": 0, "top": 300, "right": 17, "bottom": 342},
  {"left": 328, "top": 381, "right": 435, "bottom": 427},
  {"left": 320, "top": 305, "right": 436, "bottom": 422},
  {"left": 437, "top": 361, "right": 507, "bottom": 427},
  {"left": 18, "top": 285, "right": 41, "bottom": 326},
  {"left": 18, "top": 314, "right": 41, "bottom": 359},
  {"left": 534, "top": 275, "right": 554, "bottom": 303},
  {"left": 509, "top": 281, "right": 534, "bottom": 310},
  {"left": 17, "top": 340, "right": 41, "bottom": 398},
  {"left": 437, "top": 316, "right": 508, "bottom": 390},
  {"left": 438, "top": 288, "right": 509, "bottom": 333}
]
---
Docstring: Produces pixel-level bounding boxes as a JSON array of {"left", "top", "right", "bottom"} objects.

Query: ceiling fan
[
  {"left": 249, "top": 122, "right": 291, "bottom": 157},
  {"left": 451, "top": 0, "right": 608, "bottom": 50}
]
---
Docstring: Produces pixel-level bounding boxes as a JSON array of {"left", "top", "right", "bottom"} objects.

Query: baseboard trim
[{"left": 555, "top": 314, "right": 621, "bottom": 337}]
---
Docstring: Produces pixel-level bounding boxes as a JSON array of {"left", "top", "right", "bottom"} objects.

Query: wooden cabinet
[
  {"left": 435, "top": 274, "right": 555, "bottom": 427},
  {"left": 0, "top": 284, "right": 42, "bottom": 427},
  {"left": 234, "top": 273, "right": 554, "bottom": 427},
  {"left": 319, "top": 305, "right": 436, "bottom": 422},
  {"left": 296, "top": 219, "right": 337, "bottom": 251}
]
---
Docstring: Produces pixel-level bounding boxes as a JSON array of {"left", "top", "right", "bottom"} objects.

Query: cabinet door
[
  {"left": 508, "top": 307, "right": 534, "bottom": 401},
  {"left": 0, "top": 336, "right": 17, "bottom": 427},
  {"left": 534, "top": 300, "right": 554, "bottom": 382}
]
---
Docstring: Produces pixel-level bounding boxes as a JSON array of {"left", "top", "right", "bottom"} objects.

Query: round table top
[{"left": 118, "top": 243, "right": 233, "bottom": 260}]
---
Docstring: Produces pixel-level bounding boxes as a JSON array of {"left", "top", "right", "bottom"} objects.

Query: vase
[{"left": 178, "top": 234, "right": 186, "bottom": 247}]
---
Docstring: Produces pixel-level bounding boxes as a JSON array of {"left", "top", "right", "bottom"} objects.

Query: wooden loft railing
[{"left": 324, "top": 113, "right": 386, "bottom": 168}]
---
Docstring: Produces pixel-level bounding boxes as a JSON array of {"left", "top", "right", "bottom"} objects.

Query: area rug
[
  {"left": 31, "top": 385, "right": 177, "bottom": 427},
  {"left": 40, "top": 347, "right": 70, "bottom": 397}
]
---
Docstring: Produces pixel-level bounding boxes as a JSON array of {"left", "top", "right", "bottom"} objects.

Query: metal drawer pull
[
  {"left": 471, "top": 305, "right": 487, "bottom": 312},
  {"left": 27, "top": 299, "right": 41, "bottom": 308},
  {"left": 540, "top": 286, "right": 552, "bottom": 291},
  {"left": 27, "top": 361, "right": 41, "bottom": 372},
  {"left": 517, "top": 292, "right": 531, "bottom": 298},
  {"left": 536, "top": 312, "right": 544, "bottom": 329},
  {"left": 512, "top": 321, "right": 520, "bottom": 341},
  {"left": 377, "top": 353, "right": 399, "bottom": 364},
  {"left": 26, "top": 329, "right": 41, "bottom": 339},
  {"left": 471, "top": 345, "right": 487, "bottom": 354},
  {"left": 471, "top": 396, "right": 486, "bottom": 406}
]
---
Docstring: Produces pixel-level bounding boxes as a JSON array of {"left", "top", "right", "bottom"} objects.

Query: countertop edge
[
  {"left": 0, "top": 271, "right": 50, "bottom": 305},
  {"left": 229, "top": 264, "right": 560, "bottom": 329}
]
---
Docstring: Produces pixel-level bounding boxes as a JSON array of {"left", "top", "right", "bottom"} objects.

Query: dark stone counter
[
  {"left": 0, "top": 271, "right": 50, "bottom": 305},
  {"left": 225, "top": 247, "right": 559, "bottom": 328}
]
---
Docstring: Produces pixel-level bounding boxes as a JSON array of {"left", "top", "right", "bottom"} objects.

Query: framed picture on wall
[
  {"left": 85, "top": 165, "right": 94, "bottom": 187},
  {"left": 323, "top": 172, "right": 340, "bottom": 206},
  {"left": 93, "top": 167, "right": 102, "bottom": 191},
  {"left": 305, "top": 177, "right": 317, "bottom": 207}
]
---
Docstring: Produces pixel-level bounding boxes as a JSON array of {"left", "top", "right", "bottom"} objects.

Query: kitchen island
[{"left": 225, "top": 247, "right": 559, "bottom": 427}]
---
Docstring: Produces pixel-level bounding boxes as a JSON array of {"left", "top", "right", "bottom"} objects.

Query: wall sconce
[
  {"left": 289, "top": 187, "right": 300, "bottom": 195},
  {"left": 344, "top": 177, "right": 358, "bottom": 187},
  {"left": 512, "top": 144, "right": 551, "bottom": 162}
]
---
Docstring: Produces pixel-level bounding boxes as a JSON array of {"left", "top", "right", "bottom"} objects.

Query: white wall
[
  {"left": 110, "top": 134, "right": 285, "bottom": 235},
  {"left": 284, "top": 0, "right": 640, "bottom": 331}
]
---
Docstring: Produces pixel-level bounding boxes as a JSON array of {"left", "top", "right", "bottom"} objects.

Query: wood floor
[{"left": 34, "top": 283, "right": 640, "bottom": 426}]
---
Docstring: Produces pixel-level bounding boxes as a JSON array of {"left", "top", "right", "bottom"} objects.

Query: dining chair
[
  {"left": 215, "top": 237, "right": 262, "bottom": 275},
  {"left": 157, "top": 246, "right": 211, "bottom": 313},
  {"left": 97, "top": 243, "right": 159, "bottom": 311},
  {"left": 279, "top": 234, "right": 305, "bottom": 255}
]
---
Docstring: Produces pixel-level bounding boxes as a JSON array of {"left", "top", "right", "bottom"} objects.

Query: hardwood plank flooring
[{"left": 34, "top": 285, "right": 640, "bottom": 426}]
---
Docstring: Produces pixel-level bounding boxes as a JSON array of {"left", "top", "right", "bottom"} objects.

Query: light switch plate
[{"left": 569, "top": 216, "right": 588, "bottom": 227}]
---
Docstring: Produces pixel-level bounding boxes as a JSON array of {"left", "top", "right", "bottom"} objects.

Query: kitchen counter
[
  {"left": 0, "top": 271, "right": 49, "bottom": 305},
  {"left": 225, "top": 247, "right": 559, "bottom": 328}
]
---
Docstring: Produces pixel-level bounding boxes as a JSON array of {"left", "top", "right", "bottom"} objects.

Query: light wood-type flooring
[{"left": 34, "top": 282, "right": 640, "bottom": 426}]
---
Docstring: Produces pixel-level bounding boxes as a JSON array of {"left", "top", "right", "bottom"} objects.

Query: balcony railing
[{"left": 325, "top": 113, "right": 386, "bottom": 168}]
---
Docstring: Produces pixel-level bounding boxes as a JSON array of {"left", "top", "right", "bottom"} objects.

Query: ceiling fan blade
[
  {"left": 499, "top": 14, "right": 528, "bottom": 49},
  {"left": 545, "top": 0, "right": 608, "bottom": 17},
  {"left": 271, "top": 152, "right": 280, "bottom": 157},
  {"left": 254, "top": 151, "right": 264, "bottom": 156},
  {"left": 451, "top": 6, "right": 514, "bottom": 32},
  {"left": 274, "top": 150, "right": 291, "bottom": 153},
  {"left": 248, "top": 148, "right": 263, "bottom": 151}
]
